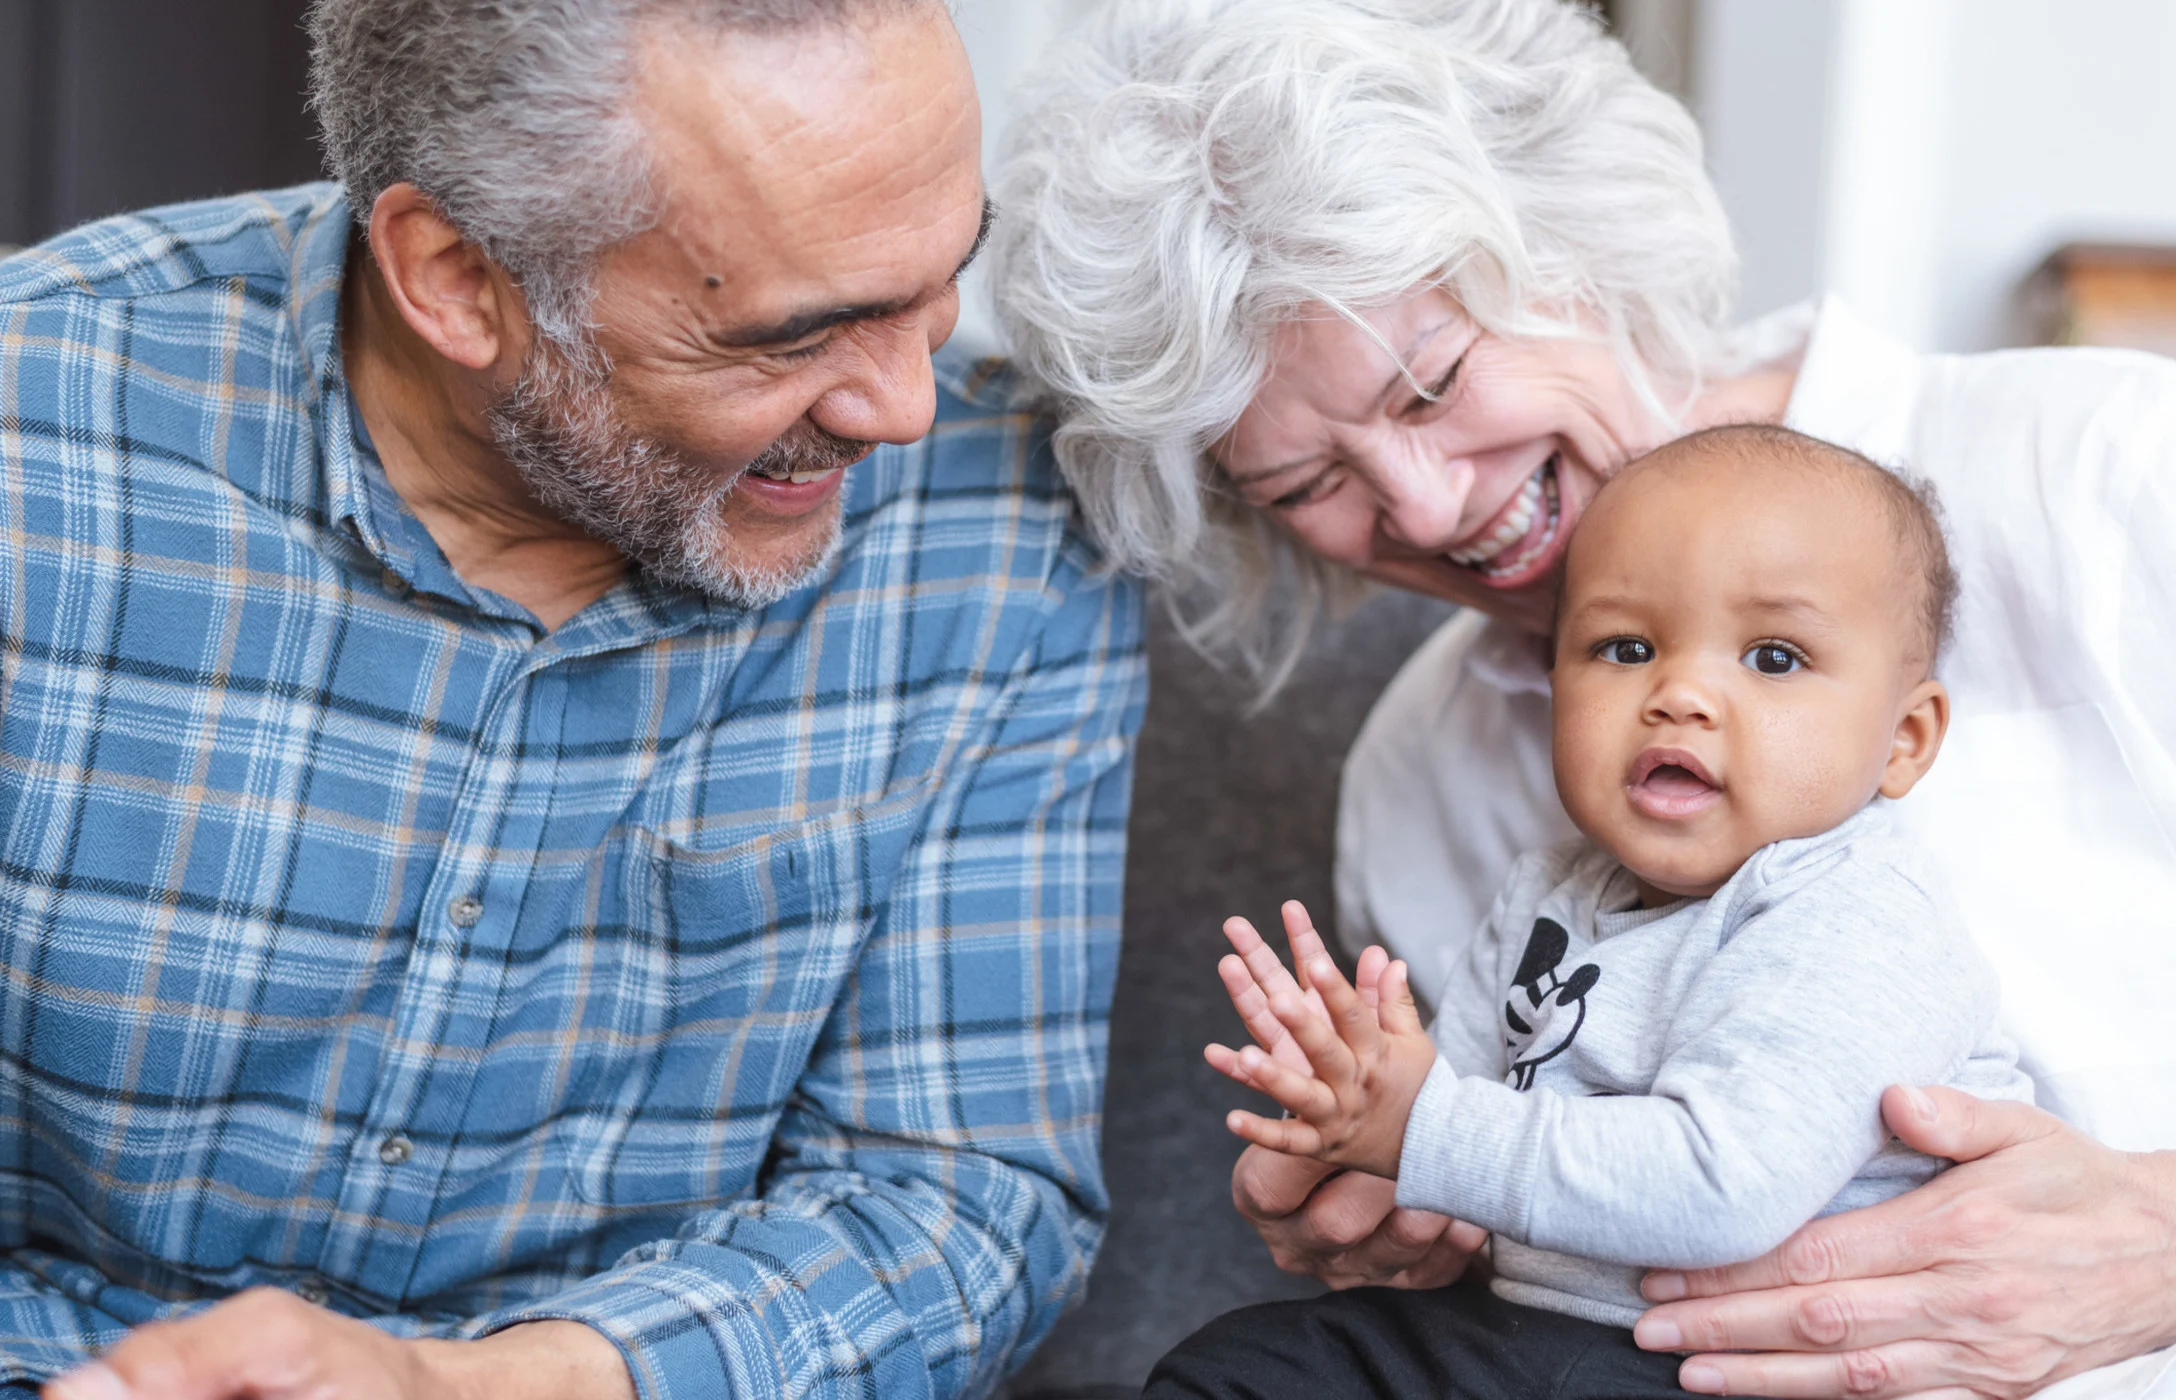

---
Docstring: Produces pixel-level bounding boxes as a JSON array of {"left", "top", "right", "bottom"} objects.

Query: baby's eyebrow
[{"left": 1741, "top": 593, "right": 1837, "bottom": 625}]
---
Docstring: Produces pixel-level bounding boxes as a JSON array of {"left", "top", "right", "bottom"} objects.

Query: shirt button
[
  {"left": 380, "top": 568, "right": 411, "bottom": 599},
  {"left": 377, "top": 1133, "right": 414, "bottom": 1166},
  {"left": 448, "top": 894, "right": 483, "bottom": 928},
  {"left": 294, "top": 1278, "right": 329, "bottom": 1306}
]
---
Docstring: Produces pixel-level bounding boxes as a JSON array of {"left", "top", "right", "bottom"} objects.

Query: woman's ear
[
  {"left": 1878, "top": 678, "right": 1950, "bottom": 799},
  {"left": 365, "top": 182, "right": 529, "bottom": 374}
]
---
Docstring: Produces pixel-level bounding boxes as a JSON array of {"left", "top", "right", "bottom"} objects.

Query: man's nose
[
  {"left": 808, "top": 317, "right": 941, "bottom": 448},
  {"left": 1374, "top": 457, "right": 1476, "bottom": 551}
]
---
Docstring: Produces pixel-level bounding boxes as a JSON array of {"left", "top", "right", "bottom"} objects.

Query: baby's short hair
[{"left": 1623, "top": 423, "right": 1960, "bottom": 670}]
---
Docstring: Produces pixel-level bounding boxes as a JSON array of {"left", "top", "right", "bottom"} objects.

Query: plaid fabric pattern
[{"left": 0, "top": 186, "right": 1145, "bottom": 1399}]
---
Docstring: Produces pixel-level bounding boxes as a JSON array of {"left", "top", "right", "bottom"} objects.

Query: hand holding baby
[{"left": 1206, "top": 900, "right": 1437, "bottom": 1181}]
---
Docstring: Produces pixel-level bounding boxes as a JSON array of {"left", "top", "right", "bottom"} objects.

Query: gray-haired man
[{"left": 1, "top": 2, "right": 1144, "bottom": 1398}]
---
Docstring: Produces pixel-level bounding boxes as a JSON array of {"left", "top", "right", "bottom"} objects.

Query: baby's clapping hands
[{"left": 1205, "top": 900, "right": 1439, "bottom": 1180}]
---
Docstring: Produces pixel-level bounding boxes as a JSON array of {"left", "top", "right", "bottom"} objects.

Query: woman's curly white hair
[{"left": 991, "top": 0, "right": 1739, "bottom": 691}]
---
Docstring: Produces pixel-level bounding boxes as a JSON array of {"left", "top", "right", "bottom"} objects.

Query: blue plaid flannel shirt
[{"left": 0, "top": 186, "right": 1145, "bottom": 1398}]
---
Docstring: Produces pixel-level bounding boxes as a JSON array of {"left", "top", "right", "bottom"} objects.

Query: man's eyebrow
[
  {"left": 1224, "top": 317, "right": 1456, "bottom": 487},
  {"left": 710, "top": 197, "right": 998, "bottom": 351},
  {"left": 954, "top": 196, "right": 997, "bottom": 283}
]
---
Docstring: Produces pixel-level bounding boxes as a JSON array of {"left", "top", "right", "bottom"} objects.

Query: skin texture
[
  {"left": 1222, "top": 288, "right": 2176, "bottom": 1399},
  {"left": 1550, "top": 438, "right": 1949, "bottom": 906},
  {"left": 45, "top": 6, "right": 985, "bottom": 1398}
]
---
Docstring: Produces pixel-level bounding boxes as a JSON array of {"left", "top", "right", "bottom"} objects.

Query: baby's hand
[
  {"left": 1207, "top": 901, "right": 1388, "bottom": 1091},
  {"left": 1205, "top": 902, "right": 1438, "bottom": 1180}
]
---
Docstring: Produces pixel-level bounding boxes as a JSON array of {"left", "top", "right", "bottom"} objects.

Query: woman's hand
[
  {"left": 1230, "top": 1145, "right": 1488, "bottom": 1291},
  {"left": 1633, "top": 1085, "right": 2176, "bottom": 1399}
]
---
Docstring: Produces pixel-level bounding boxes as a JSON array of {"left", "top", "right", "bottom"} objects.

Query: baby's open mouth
[
  {"left": 1447, "top": 455, "right": 1562, "bottom": 579},
  {"left": 1627, "top": 748, "right": 1723, "bottom": 819}
]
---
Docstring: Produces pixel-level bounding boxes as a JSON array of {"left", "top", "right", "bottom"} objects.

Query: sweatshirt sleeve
[{"left": 1394, "top": 848, "right": 1997, "bottom": 1269}]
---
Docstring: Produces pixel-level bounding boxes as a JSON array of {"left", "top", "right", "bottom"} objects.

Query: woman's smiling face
[{"left": 1217, "top": 289, "right": 1666, "bottom": 635}]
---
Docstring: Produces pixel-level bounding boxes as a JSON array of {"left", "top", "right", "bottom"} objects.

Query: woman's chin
[{"left": 1363, "top": 556, "right": 1562, "bottom": 636}]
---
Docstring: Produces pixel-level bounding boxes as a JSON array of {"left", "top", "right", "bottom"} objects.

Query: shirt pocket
[{"left": 564, "top": 783, "right": 933, "bottom": 1210}]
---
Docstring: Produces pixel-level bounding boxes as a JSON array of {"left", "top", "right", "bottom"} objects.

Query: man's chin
[{"left": 662, "top": 501, "right": 844, "bottom": 609}]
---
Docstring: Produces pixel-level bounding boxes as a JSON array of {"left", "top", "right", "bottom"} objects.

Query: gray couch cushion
[{"left": 1006, "top": 590, "right": 1456, "bottom": 1397}]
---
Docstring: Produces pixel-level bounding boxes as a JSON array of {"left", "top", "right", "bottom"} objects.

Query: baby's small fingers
[
  {"left": 1235, "top": 1045, "right": 1338, "bottom": 1120},
  {"left": 1219, "top": 956, "right": 1298, "bottom": 1057},
  {"left": 1230, "top": 917, "right": 1306, "bottom": 1004},
  {"left": 1204, "top": 1042, "right": 1258, "bottom": 1089},
  {"left": 1308, "top": 956, "right": 1382, "bottom": 1053},
  {"left": 1282, "top": 901, "right": 1328, "bottom": 988},
  {"left": 1355, "top": 944, "right": 1389, "bottom": 1010},
  {"left": 1225, "top": 1108, "right": 1325, "bottom": 1158},
  {"left": 1268, "top": 988, "right": 1359, "bottom": 1083},
  {"left": 1378, "top": 960, "right": 1425, "bottom": 1036}
]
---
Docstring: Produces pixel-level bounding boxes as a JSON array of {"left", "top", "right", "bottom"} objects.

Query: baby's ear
[{"left": 1878, "top": 679, "right": 1950, "bottom": 799}]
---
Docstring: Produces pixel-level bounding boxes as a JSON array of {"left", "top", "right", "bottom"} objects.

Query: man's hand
[
  {"left": 1632, "top": 1085, "right": 2176, "bottom": 1399},
  {"left": 43, "top": 1289, "right": 637, "bottom": 1400},
  {"left": 1231, "top": 1145, "right": 1487, "bottom": 1291}
]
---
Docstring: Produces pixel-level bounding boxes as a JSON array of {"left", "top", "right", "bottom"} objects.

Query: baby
[{"left": 1205, "top": 425, "right": 2032, "bottom": 1369}]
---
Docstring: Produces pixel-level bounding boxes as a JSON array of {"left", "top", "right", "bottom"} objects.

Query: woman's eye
[
  {"left": 1270, "top": 467, "right": 1345, "bottom": 511},
  {"left": 1600, "top": 638, "right": 1654, "bottom": 665},
  {"left": 1743, "top": 643, "right": 1804, "bottom": 676},
  {"left": 1401, "top": 354, "right": 1465, "bottom": 418}
]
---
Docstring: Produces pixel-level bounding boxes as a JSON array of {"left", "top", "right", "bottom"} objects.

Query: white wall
[
  {"left": 953, "top": 1, "right": 2176, "bottom": 358},
  {"left": 1697, "top": 0, "right": 2176, "bottom": 352},
  {"left": 950, "top": 0, "right": 1096, "bottom": 354}
]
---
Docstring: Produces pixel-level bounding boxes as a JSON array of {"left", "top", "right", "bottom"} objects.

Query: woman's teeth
[{"left": 1446, "top": 459, "right": 1562, "bottom": 579}]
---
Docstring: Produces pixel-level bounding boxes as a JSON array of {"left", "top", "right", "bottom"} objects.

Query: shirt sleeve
[
  {"left": 1394, "top": 849, "right": 2003, "bottom": 1269},
  {"left": 463, "top": 545, "right": 1148, "bottom": 1400}
]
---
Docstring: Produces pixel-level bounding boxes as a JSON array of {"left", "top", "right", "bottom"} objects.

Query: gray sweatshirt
[{"left": 1396, "top": 801, "right": 2033, "bottom": 1327}]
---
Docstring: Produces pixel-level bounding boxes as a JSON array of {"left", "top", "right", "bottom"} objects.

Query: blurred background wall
[
  {"left": 952, "top": 0, "right": 2176, "bottom": 357},
  {"left": 6, "top": 0, "right": 2173, "bottom": 359}
]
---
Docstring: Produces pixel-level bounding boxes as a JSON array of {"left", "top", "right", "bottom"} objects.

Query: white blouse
[{"left": 1335, "top": 298, "right": 2176, "bottom": 1398}]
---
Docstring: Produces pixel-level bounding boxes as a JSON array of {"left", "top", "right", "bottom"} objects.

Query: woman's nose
[{"left": 1374, "top": 458, "right": 1477, "bottom": 551}]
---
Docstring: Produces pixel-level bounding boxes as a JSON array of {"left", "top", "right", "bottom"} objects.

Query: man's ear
[
  {"left": 1878, "top": 678, "right": 1950, "bottom": 799},
  {"left": 365, "top": 183, "right": 530, "bottom": 374}
]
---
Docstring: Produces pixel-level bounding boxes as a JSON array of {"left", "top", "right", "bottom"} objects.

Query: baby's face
[{"left": 1549, "top": 447, "right": 1947, "bottom": 903}]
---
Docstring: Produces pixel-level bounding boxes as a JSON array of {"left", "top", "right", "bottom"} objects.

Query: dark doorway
[{"left": 0, "top": 0, "right": 321, "bottom": 248}]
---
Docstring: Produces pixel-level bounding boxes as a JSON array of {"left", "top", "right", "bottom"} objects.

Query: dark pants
[{"left": 1146, "top": 1278, "right": 1733, "bottom": 1400}]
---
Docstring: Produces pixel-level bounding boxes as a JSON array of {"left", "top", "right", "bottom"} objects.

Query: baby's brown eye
[
  {"left": 1602, "top": 638, "right": 1653, "bottom": 665},
  {"left": 1743, "top": 644, "right": 1803, "bottom": 676}
]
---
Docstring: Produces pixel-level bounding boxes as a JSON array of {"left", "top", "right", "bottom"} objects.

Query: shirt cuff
[
  {"left": 1393, "top": 1055, "right": 1542, "bottom": 1238},
  {"left": 462, "top": 1250, "right": 930, "bottom": 1400}
]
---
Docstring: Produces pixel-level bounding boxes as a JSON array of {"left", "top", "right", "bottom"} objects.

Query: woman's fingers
[
  {"left": 1671, "top": 1339, "right": 1986, "bottom": 1400},
  {"left": 1226, "top": 1108, "right": 1326, "bottom": 1158}
]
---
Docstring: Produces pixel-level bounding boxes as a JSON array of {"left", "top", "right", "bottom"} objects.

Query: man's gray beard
[{"left": 486, "top": 336, "right": 860, "bottom": 609}]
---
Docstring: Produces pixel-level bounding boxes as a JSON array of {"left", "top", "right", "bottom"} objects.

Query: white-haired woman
[{"left": 992, "top": 1, "right": 2176, "bottom": 1397}]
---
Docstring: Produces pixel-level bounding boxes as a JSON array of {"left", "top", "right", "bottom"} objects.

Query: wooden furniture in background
[{"left": 2021, "top": 244, "right": 2176, "bottom": 356}]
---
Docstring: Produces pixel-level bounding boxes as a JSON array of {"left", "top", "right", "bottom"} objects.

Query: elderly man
[{"left": 0, "top": 2, "right": 1143, "bottom": 1398}]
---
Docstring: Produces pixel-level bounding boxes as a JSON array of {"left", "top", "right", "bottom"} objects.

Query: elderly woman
[{"left": 991, "top": 1, "right": 2176, "bottom": 1397}]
